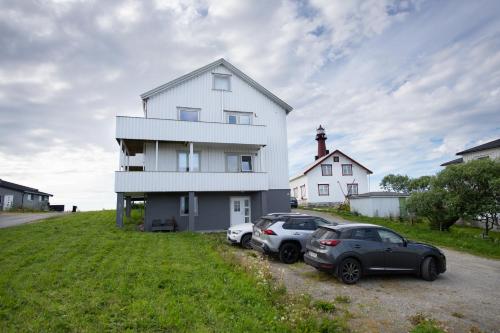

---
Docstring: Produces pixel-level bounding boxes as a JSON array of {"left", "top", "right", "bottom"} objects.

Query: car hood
[
  {"left": 228, "top": 223, "right": 253, "bottom": 231},
  {"left": 408, "top": 240, "right": 442, "bottom": 253}
]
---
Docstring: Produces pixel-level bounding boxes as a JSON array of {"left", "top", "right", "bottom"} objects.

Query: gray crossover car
[
  {"left": 250, "top": 214, "right": 338, "bottom": 264},
  {"left": 304, "top": 223, "right": 447, "bottom": 284}
]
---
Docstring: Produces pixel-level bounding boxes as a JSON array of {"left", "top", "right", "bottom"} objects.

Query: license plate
[{"left": 308, "top": 251, "right": 317, "bottom": 258}]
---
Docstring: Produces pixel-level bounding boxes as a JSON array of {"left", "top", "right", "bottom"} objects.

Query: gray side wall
[
  {"left": 145, "top": 189, "right": 290, "bottom": 231},
  {"left": 0, "top": 186, "right": 49, "bottom": 211}
]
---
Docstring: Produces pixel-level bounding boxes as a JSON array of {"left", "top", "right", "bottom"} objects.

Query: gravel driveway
[
  {"left": 0, "top": 212, "right": 65, "bottom": 229},
  {"left": 258, "top": 209, "right": 500, "bottom": 332}
]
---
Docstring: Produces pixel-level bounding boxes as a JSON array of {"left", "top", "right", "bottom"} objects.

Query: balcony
[
  {"left": 115, "top": 171, "right": 269, "bottom": 193},
  {"left": 116, "top": 116, "right": 267, "bottom": 146}
]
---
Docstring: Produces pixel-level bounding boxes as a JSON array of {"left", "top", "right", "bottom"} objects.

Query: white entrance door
[
  {"left": 3, "top": 195, "right": 13, "bottom": 210},
  {"left": 230, "top": 196, "right": 251, "bottom": 226}
]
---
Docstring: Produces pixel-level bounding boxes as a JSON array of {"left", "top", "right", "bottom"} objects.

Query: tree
[
  {"left": 408, "top": 175, "right": 433, "bottom": 192},
  {"left": 406, "top": 188, "right": 459, "bottom": 231},
  {"left": 380, "top": 174, "right": 411, "bottom": 193}
]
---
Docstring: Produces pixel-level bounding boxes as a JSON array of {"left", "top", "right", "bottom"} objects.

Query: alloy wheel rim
[{"left": 342, "top": 262, "right": 359, "bottom": 282}]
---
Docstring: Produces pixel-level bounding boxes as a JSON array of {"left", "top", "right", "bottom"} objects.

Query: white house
[
  {"left": 289, "top": 126, "right": 373, "bottom": 206},
  {"left": 115, "top": 58, "right": 293, "bottom": 231},
  {"left": 441, "top": 138, "right": 500, "bottom": 166}
]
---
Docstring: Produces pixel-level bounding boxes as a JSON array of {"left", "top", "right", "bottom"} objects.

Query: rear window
[
  {"left": 311, "top": 227, "right": 339, "bottom": 240},
  {"left": 256, "top": 218, "right": 274, "bottom": 230}
]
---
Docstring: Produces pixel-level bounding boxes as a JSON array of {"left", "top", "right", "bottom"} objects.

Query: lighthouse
[{"left": 315, "top": 125, "right": 329, "bottom": 160}]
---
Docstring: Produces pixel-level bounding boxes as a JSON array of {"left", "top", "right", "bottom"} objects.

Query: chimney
[{"left": 315, "top": 125, "right": 329, "bottom": 160}]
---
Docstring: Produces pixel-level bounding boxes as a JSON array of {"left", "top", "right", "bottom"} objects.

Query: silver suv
[{"left": 250, "top": 214, "right": 338, "bottom": 264}]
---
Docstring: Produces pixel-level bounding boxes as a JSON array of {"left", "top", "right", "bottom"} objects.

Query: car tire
[
  {"left": 338, "top": 258, "right": 361, "bottom": 284},
  {"left": 279, "top": 243, "right": 300, "bottom": 264},
  {"left": 240, "top": 233, "right": 252, "bottom": 249},
  {"left": 421, "top": 256, "right": 438, "bottom": 281}
]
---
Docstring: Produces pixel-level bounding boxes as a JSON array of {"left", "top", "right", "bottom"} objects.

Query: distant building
[
  {"left": 0, "top": 179, "right": 52, "bottom": 211},
  {"left": 441, "top": 138, "right": 500, "bottom": 166},
  {"left": 289, "top": 126, "right": 372, "bottom": 206}
]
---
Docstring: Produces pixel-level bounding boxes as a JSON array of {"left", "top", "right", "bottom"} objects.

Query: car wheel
[
  {"left": 421, "top": 257, "right": 438, "bottom": 281},
  {"left": 279, "top": 243, "right": 300, "bottom": 264},
  {"left": 339, "top": 258, "right": 361, "bottom": 284},
  {"left": 240, "top": 233, "right": 252, "bottom": 249}
]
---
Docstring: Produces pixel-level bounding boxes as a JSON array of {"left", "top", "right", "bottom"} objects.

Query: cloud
[{"left": 0, "top": 0, "right": 499, "bottom": 210}]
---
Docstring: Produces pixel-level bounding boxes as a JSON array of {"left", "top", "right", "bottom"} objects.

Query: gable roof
[
  {"left": 290, "top": 149, "right": 373, "bottom": 181},
  {"left": 140, "top": 58, "right": 293, "bottom": 113},
  {"left": 440, "top": 157, "right": 463, "bottom": 166},
  {"left": 456, "top": 138, "right": 500, "bottom": 155},
  {"left": 0, "top": 179, "right": 53, "bottom": 196}
]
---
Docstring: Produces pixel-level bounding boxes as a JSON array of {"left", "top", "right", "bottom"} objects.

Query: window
[
  {"left": 321, "top": 164, "right": 332, "bottom": 176},
  {"left": 226, "top": 154, "right": 239, "bottom": 172},
  {"left": 241, "top": 155, "right": 252, "bottom": 172},
  {"left": 347, "top": 184, "right": 358, "bottom": 195},
  {"left": 177, "top": 152, "right": 200, "bottom": 172},
  {"left": 314, "top": 217, "right": 334, "bottom": 227},
  {"left": 180, "top": 196, "right": 198, "bottom": 216},
  {"left": 300, "top": 185, "right": 306, "bottom": 199},
  {"left": 178, "top": 108, "right": 199, "bottom": 122},
  {"left": 350, "top": 228, "right": 380, "bottom": 242},
  {"left": 333, "top": 156, "right": 340, "bottom": 162},
  {"left": 27, "top": 194, "right": 33, "bottom": 201},
  {"left": 225, "top": 111, "right": 253, "bottom": 125},
  {"left": 293, "top": 187, "right": 298, "bottom": 198},
  {"left": 233, "top": 200, "right": 240, "bottom": 212},
  {"left": 342, "top": 164, "right": 353, "bottom": 176},
  {"left": 283, "top": 218, "right": 316, "bottom": 230},
  {"left": 213, "top": 74, "right": 231, "bottom": 91},
  {"left": 377, "top": 229, "right": 404, "bottom": 245},
  {"left": 318, "top": 184, "right": 329, "bottom": 196},
  {"left": 38, "top": 196, "right": 42, "bottom": 202}
]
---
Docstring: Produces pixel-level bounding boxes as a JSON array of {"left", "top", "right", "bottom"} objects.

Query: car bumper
[
  {"left": 304, "top": 252, "right": 336, "bottom": 271},
  {"left": 250, "top": 239, "right": 272, "bottom": 254},
  {"left": 226, "top": 232, "right": 240, "bottom": 244}
]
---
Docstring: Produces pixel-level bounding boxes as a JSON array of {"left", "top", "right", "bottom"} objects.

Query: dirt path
[
  {"left": 0, "top": 212, "right": 66, "bottom": 229},
  {"left": 257, "top": 209, "right": 500, "bottom": 332}
]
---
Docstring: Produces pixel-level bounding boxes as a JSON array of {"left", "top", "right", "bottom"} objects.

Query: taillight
[
  {"left": 263, "top": 229, "right": 276, "bottom": 235},
  {"left": 320, "top": 239, "right": 341, "bottom": 247}
]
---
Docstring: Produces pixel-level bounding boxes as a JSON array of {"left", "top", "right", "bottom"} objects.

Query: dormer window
[{"left": 213, "top": 73, "right": 231, "bottom": 91}]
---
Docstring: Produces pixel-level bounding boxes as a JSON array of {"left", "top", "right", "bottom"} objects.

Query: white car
[{"left": 227, "top": 213, "right": 306, "bottom": 249}]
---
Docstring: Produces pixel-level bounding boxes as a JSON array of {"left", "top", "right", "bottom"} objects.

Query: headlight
[{"left": 231, "top": 230, "right": 242, "bottom": 234}]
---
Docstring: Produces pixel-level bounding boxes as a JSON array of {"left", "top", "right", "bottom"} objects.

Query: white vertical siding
[
  {"left": 145, "top": 64, "right": 289, "bottom": 189},
  {"left": 350, "top": 197, "right": 402, "bottom": 218},
  {"left": 462, "top": 147, "right": 500, "bottom": 162}
]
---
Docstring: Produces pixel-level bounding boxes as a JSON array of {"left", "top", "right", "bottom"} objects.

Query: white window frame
[
  {"left": 212, "top": 73, "right": 231, "bottom": 91},
  {"left": 180, "top": 196, "right": 198, "bottom": 216},
  {"left": 177, "top": 151, "right": 201, "bottom": 172},
  {"left": 342, "top": 164, "right": 353, "bottom": 176},
  {"left": 347, "top": 183, "right": 358, "bottom": 195},
  {"left": 240, "top": 155, "right": 253, "bottom": 172},
  {"left": 321, "top": 164, "right": 332, "bottom": 176},
  {"left": 224, "top": 111, "right": 253, "bottom": 125},
  {"left": 318, "top": 184, "right": 329, "bottom": 196},
  {"left": 225, "top": 153, "right": 254, "bottom": 172},
  {"left": 177, "top": 107, "right": 200, "bottom": 122}
]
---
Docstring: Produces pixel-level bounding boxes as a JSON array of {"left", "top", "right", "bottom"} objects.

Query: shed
[{"left": 349, "top": 192, "right": 409, "bottom": 218}]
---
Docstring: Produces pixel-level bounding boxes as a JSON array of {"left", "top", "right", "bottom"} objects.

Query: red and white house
[{"left": 289, "top": 126, "right": 373, "bottom": 205}]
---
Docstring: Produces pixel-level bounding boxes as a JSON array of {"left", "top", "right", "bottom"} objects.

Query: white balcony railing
[
  {"left": 115, "top": 171, "right": 269, "bottom": 193},
  {"left": 116, "top": 116, "right": 267, "bottom": 146}
]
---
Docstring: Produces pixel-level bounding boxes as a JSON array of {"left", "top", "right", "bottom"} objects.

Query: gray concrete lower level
[{"left": 117, "top": 189, "right": 290, "bottom": 232}]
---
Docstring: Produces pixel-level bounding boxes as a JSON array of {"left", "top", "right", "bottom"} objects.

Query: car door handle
[
  {"left": 293, "top": 232, "right": 301, "bottom": 235},
  {"left": 353, "top": 244, "right": 361, "bottom": 249},
  {"left": 385, "top": 248, "right": 393, "bottom": 252}
]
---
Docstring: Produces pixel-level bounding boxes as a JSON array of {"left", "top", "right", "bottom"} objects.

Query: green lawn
[
  {"left": 303, "top": 207, "right": 500, "bottom": 259},
  {"left": 0, "top": 211, "right": 346, "bottom": 332}
]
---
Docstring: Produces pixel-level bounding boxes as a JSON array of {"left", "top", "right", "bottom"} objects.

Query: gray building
[
  {"left": 0, "top": 179, "right": 53, "bottom": 211},
  {"left": 115, "top": 58, "right": 292, "bottom": 231}
]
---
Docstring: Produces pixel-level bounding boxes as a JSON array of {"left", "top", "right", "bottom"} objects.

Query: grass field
[
  {"left": 302, "top": 207, "right": 500, "bottom": 259},
  {"left": 0, "top": 211, "right": 347, "bottom": 332}
]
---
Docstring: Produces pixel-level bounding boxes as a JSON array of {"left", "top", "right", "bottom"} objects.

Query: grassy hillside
[{"left": 0, "top": 211, "right": 346, "bottom": 332}]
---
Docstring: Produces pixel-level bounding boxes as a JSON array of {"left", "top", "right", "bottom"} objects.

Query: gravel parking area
[
  {"left": 251, "top": 209, "right": 500, "bottom": 332},
  {"left": 0, "top": 212, "right": 65, "bottom": 229}
]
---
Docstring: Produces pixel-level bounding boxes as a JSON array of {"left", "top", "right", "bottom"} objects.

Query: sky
[{"left": 0, "top": 0, "right": 499, "bottom": 211}]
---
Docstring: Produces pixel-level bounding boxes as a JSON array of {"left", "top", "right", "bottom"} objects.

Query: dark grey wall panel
[{"left": 267, "top": 189, "right": 291, "bottom": 213}]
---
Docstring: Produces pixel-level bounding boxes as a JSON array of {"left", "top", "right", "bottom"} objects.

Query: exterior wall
[
  {"left": 462, "top": 148, "right": 500, "bottom": 162},
  {"left": 145, "top": 64, "right": 289, "bottom": 189},
  {"left": 290, "top": 153, "right": 370, "bottom": 205},
  {"left": 289, "top": 175, "right": 308, "bottom": 205},
  {"left": 144, "top": 189, "right": 289, "bottom": 231},
  {"left": 350, "top": 197, "right": 402, "bottom": 218},
  {"left": 0, "top": 187, "right": 49, "bottom": 211}
]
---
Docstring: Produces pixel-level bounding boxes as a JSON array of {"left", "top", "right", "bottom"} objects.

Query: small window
[
  {"left": 226, "top": 154, "right": 239, "bottom": 172},
  {"left": 318, "top": 184, "right": 329, "bottom": 196},
  {"left": 321, "top": 164, "right": 332, "bottom": 176},
  {"left": 300, "top": 185, "right": 306, "bottom": 199},
  {"left": 213, "top": 74, "right": 231, "bottom": 91},
  {"left": 342, "top": 164, "right": 353, "bottom": 176},
  {"left": 333, "top": 156, "right": 340, "bottom": 162},
  {"left": 180, "top": 196, "right": 198, "bottom": 216},
  {"left": 283, "top": 218, "right": 316, "bottom": 230},
  {"left": 227, "top": 115, "right": 237, "bottom": 124},
  {"left": 179, "top": 108, "right": 199, "bottom": 122},
  {"left": 225, "top": 111, "right": 253, "bottom": 125},
  {"left": 233, "top": 200, "right": 241, "bottom": 212},
  {"left": 27, "top": 194, "right": 33, "bottom": 201},
  {"left": 178, "top": 152, "right": 200, "bottom": 172},
  {"left": 241, "top": 155, "right": 253, "bottom": 172},
  {"left": 350, "top": 228, "right": 380, "bottom": 242},
  {"left": 377, "top": 229, "right": 404, "bottom": 245},
  {"left": 347, "top": 184, "right": 358, "bottom": 195}
]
